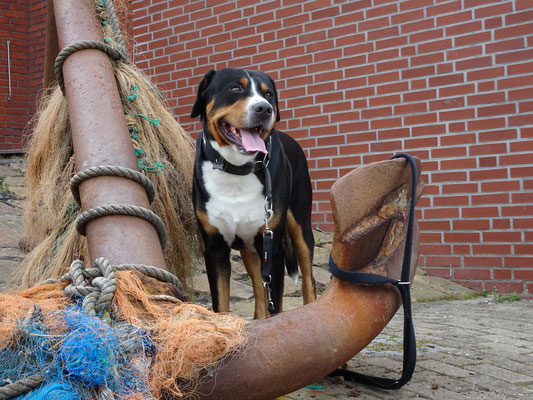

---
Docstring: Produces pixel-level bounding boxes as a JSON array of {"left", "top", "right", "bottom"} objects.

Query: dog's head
[{"left": 191, "top": 68, "right": 280, "bottom": 155}]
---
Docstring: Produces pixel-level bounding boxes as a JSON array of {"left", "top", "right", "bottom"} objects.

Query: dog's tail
[{"left": 283, "top": 232, "right": 299, "bottom": 283}]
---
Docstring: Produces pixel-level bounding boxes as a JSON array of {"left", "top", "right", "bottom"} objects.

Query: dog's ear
[
  {"left": 267, "top": 75, "right": 281, "bottom": 122},
  {"left": 191, "top": 69, "right": 216, "bottom": 119}
]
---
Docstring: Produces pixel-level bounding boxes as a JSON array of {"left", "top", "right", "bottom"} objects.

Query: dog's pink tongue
[{"left": 240, "top": 129, "right": 267, "bottom": 154}]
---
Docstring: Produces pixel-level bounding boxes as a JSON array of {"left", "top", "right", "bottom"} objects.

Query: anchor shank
[{"left": 52, "top": 0, "right": 167, "bottom": 270}]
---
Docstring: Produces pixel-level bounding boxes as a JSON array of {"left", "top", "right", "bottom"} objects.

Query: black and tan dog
[{"left": 191, "top": 68, "right": 316, "bottom": 318}]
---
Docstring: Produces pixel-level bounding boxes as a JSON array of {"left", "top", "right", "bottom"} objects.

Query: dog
[{"left": 190, "top": 68, "right": 316, "bottom": 318}]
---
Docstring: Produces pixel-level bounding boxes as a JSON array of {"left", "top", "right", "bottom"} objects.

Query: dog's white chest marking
[{"left": 202, "top": 161, "right": 265, "bottom": 248}]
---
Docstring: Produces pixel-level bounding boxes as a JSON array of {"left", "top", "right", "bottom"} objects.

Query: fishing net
[{"left": 0, "top": 272, "right": 246, "bottom": 399}]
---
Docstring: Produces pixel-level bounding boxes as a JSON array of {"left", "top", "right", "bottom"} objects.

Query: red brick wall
[
  {"left": 0, "top": 0, "right": 46, "bottom": 151},
  {"left": 139, "top": 1, "right": 533, "bottom": 296}
]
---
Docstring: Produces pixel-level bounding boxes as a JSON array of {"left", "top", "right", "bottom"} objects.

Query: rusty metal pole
[{"left": 52, "top": 0, "right": 167, "bottom": 270}]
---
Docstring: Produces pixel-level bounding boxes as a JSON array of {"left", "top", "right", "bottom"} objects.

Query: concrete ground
[{"left": 1, "top": 157, "right": 532, "bottom": 399}]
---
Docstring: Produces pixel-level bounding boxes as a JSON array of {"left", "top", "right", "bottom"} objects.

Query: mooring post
[{"left": 52, "top": 0, "right": 167, "bottom": 270}]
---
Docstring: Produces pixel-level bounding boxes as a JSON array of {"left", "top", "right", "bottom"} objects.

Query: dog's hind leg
[
  {"left": 241, "top": 248, "right": 269, "bottom": 319},
  {"left": 205, "top": 242, "right": 231, "bottom": 313},
  {"left": 286, "top": 210, "right": 316, "bottom": 305}
]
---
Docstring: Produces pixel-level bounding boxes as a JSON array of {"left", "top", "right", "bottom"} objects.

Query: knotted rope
[{"left": 42, "top": 257, "right": 186, "bottom": 319}]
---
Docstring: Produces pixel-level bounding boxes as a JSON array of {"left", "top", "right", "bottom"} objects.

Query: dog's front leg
[
  {"left": 205, "top": 240, "right": 231, "bottom": 313},
  {"left": 241, "top": 248, "right": 269, "bottom": 319}
]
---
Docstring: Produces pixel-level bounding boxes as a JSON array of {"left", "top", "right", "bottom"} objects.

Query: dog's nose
[{"left": 253, "top": 102, "right": 273, "bottom": 119}]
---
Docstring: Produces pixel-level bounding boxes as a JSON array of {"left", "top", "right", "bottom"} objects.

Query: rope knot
[{"left": 63, "top": 257, "right": 117, "bottom": 321}]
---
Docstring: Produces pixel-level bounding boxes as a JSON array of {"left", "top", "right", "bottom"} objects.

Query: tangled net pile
[{"left": 0, "top": 271, "right": 247, "bottom": 399}]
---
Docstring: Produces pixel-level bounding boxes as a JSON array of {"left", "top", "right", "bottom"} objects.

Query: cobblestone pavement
[
  {"left": 1, "top": 157, "right": 532, "bottom": 399},
  {"left": 0, "top": 158, "right": 25, "bottom": 292},
  {"left": 285, "top": 298, "right": 533, "bottom": 399}
]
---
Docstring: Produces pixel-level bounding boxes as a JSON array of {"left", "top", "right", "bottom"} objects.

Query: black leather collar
[{"left": 201, "top": 133, "right": 270, "bottom": 175}]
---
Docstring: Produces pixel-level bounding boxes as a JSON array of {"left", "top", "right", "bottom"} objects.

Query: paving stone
[
  {"left": 417, "top": 360, "right": 474, "bottom": 378},
  {"left": 463, "top": 363, "right": 533, "bottom": 384},
  {"left": 312, "top": 265, "right": 332, "bottom": 286},
  {"left": 0, "top": 163, "right": 24, "bottom": 177},
  {"left": 0, "top": 214, "right": 25, "bottom": 247}
]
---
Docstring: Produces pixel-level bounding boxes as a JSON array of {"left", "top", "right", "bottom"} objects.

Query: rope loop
[
  {"left": 74, "top": 204, "right": 168, "bottom": 249},
  {"left": 54, "top": 40, "right": 129, "bottom": 95},
  {"left": 70, "top": 165, "right": 156, "bottom": 205}
]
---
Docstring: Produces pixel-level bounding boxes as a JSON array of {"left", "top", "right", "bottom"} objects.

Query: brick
[
  {"left": 455, "top": 267, "right": 493, "bottom": 279},
  {"left": 511, "top": 166, "right": 533, "bottom": 178},
  {"left": 486, "top": 38, "right": 525, "bottom": 54},
  {"left": 444, "top": 232, "right": 481, "bottom": 243},
  {"left": 433, "top": 195, "right": 469, "bottom": 206},
  {"left": 515, "top": 270, "right": 533, "bottom": 281},
  {"left": 503, "top": 205, "right": 533, "bottom": 217},
  {"left": 419, "top": 220, "right": 451, "bottom": 231},
  {"left": 429, "top": 73, "right": 464, "bottom": 87},
  {"left": 461, "top": 207, "right": 500, "bottom": 218},
  {"left": 495, "top": 22, "right": 533, "bottom": 40},
  {"left": 497, "top": 74, "right": 533, "bottom": 90},
  {"left": 505, "top": 10, "right": 533, "bottom": 25},
  {"left": 412, "top": 124, "right": 446, "bottom": 136},
  {"left": 481, "top": 180, "right": 520, "bottom": 193},
  {"left": 436, "top": 10, "right": 472, "bottom": 26},
  {"left": 446, "top": 21, "right": 482, "bottom": 36},
  {"left": 455, "top": 32, "right": 492, "bottom": 48},
  {"left": 493, "top": 269, "right": 512, "bottom": 280},
  {"left": 477, "top": 103, "right": 516, "bottom": 117},
  {"left": 473, "top": 244, "right": 512, "bottom": 255},
  {"left": 423, "top": 208, "right": 460, "bottom": 219},
  {"left": 441, "top": 183, "right": 477, "bottom": 194},
  {"left": 423, "top": 267, "right": 452, "bottom": 279},
  {"left": 471, "top": 193, "right": 509, "bottom": 205},
  {"left": 505, "top": 256, "right": 533, "bottom": 268},
  {"left": 514, "top": 218, "right": 533, "bottom": 229},
  {"left": 497, "top": 49, "right": 533, "bottom": 64},
  {"left": 418, "top": 38, "right": 452, "bottom": 54},
  {"left": 425, "top": 256, "right": 461, "bottom": 267},
  {"left": 485, "top": 282, "right": 524, "bottom": 294},
  {"left": 475, "top": 2, "right": 514, "bottom": 18}
]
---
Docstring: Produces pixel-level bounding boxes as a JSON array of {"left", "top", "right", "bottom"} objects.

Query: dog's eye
[
  {"left": 265, "top": 91, "right": 273, "bottom": 98},
  {"left": 231, "top": 85, "right": 243, "bottom": 92}
]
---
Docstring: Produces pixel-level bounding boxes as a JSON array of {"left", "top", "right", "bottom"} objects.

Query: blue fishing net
[{"left": 0, "top": 306, "right": 155, "bottom": 399}]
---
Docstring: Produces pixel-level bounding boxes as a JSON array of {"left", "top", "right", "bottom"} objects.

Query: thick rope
[
  {"left": 75, "top": 204, "right": 167, "bottom": 249},
  {"left": 0, "top": 375, "right": 43, "bottom": 399},
  {"left": 102, "top": 0, "right": 129, "bottom": 58},
  {"left": 54, "top": 40, "right": 128, "bottom": 95},
  {"left": 41, "top": 258, "right": 186, "bottom": 306},
  {"left": 114, "top": 263, "right": 185, "bottom": 294},
  {"left": 70, "top": 165, "right": 156, "bottom": 205}
]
